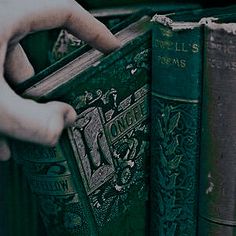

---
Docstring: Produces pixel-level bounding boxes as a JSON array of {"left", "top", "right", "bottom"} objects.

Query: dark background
[{"left": 1, "top": 1, "right": 235, "bottom": 236}]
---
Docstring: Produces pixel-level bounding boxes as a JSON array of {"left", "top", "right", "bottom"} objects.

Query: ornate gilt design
[
  {"left": 151, "top": 97, "right": 199, "bottom": 235},
  {"left": 69, "top": 83, "right": 149, "bottom": 228}
]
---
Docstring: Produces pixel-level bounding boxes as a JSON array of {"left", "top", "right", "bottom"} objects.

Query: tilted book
[
  {"left": 199, "top": 16, "right": 236, "bottom": 236},
  {"left": 150, "top": 5, "right": 236, "bottom": 236},
  {"left": 12, "top": 11, "right": 152, "bottom": 236}
]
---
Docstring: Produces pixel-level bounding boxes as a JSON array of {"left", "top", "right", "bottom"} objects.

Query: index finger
[{"left": 5, "top": 0, "right": 120, "bottom": 53}]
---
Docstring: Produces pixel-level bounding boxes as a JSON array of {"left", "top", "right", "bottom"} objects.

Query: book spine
[
  {"left": 198, "top": 24, "right": 236, "bottom": 235},
  {"left": 150, "top": 20, "right": 202, "bottom": 235},
  {"left": 12, "top": 142, "right": 97, "bottom": 236}
]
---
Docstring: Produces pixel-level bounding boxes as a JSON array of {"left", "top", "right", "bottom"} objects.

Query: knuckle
[{"left": 45, "top": 127, "right": 62, "bottom": 147}]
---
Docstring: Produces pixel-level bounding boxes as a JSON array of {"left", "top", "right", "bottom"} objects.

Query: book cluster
[{"left": 8, "top": 2, "right": 236, "bottom": 236}]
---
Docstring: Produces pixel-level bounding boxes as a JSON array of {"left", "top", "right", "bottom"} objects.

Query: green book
[
  {"left": 150, "top": 5, "right": 236, "bottom": 236},
  {"left": 12, "top": 10, "right": 153, "bottom": 236},
  {"left": 199, "top": 15, "right": 236, "bottom": 236}
]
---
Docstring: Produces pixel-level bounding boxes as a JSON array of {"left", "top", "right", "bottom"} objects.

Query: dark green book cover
[
  {"left": 199, "top": 16, "right": 236, "bottom": 236},
  {"left": 12, "top": 12, "right": 152, "bottom": 236},
  {"left": 150, "top": 5, "right": 236, "bottom": 236}
]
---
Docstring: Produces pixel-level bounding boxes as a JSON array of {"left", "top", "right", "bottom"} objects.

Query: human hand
[{"left": 0, "top": 0, "right": 120, "bottom": 160}]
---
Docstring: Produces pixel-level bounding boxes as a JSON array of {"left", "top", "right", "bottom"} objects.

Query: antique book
[
  {"left": 150, "top": 5, "right": 236, "bottom": 236},
  {"left": 12, "top": 11, "right": 152, "bottom": 236},
  {"left": 198, "top": 17, "right": 236, "bottom": 235}
]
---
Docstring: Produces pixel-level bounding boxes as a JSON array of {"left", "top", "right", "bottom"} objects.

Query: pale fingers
[
  {"left": 4, "top": 44, "right": 34, "bottom": 85},
  {"left": 0, "top": 71, "right": 76, "bottom": 146},
  {"left": 5, "top": 0, "right": 120, "bottom": 53},
  {"left": 64, "top": 2, "right": 121, "bottom": 53}
]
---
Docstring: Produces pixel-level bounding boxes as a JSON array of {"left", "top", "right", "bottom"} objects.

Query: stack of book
[{"left": 6, "top": 2, "right": 236, "bottom": 236}]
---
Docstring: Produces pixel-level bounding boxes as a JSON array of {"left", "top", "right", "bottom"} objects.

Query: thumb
[
  {"left": 0, "top": 41, "right": 76, "bottom": 148},
  {"left": 0, "top": 77, "right": 77, "bottom": 147},
  {"left": 43, "top": 101, "right": 77, "bottom": 146},
  {"left": 0, "top": 42, "right": 77, "bottom": 150}
]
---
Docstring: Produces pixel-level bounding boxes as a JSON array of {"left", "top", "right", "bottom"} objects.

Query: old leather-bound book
[{"left": 12, "top": 10, "right": 152, "bottom": 236}]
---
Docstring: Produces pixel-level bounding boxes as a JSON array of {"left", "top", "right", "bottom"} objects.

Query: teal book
[
  {"left": 199, "top": 16, "right": 236, "bottom": 236},
  {"left": 150, "top": 5, "right": 236, "bottom": 236},
  {"left": 12, "top": 11, "right": 152, "bottom": 236}
]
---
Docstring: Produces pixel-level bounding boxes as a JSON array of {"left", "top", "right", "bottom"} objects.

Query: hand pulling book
[
  {"left": 150, "top": 5, "right": 236, "bottom": 236},
  {"left": 198, "top": 16, "right": 236, "bottom": 236},
  {"left": 51, "top": 3, "right": 201, "bottom": 62},
  {"left": 21, "top": 3, "right": 200, "bottom": 71},
  {"left": 12, "top": 11, "right": 152, "bottom": 236}
]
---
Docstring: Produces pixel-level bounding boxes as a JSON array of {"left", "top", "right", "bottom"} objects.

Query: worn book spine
[
  {"left": 150, "top": 16, "right": 202, "bottom": 236},
  {"left": 198, "top": 22, "right": 236, "bottom": 235}
]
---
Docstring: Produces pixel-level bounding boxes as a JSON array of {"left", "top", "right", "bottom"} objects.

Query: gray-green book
[{"left": 199, "top": 15, "right": 236, "bottom": 236}]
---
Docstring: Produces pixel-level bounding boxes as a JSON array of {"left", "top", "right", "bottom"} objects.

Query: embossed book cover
[{"left": 12, "top": 11, "right": 152, "bottom": 236}]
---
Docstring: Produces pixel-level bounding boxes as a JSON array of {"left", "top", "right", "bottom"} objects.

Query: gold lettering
[
  {"left": 155, "top": 39, "right": 200, "bottom": 55},
  {"left": 106, "top": 97, "right": 148, "bottom": 143},
  {"left": 180, "top": 59, "right": 186, "bottom": 68},
  {"left": 155, "top": 39, "right": 174, "bottom": 50},
  {"left": 208, "top": 58, "right": 236, "bottom": 71},
  {"left": 209, "top": 42, "right": 236, "bottom": 55},
  {"left": 28, "top": 176, "right": 75, "bottom": 195},
  {"left": 158, "top": 56, "right": 186, "bottom": 68},
  {"left": 125, "top": 110, "right": 134, "bottom": 126},
  {"left": 192, "top": 44, "right": 199, "bottom": 53},
  {"left": 175, "top": 42, "right": 182, "bottom": 52}
]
